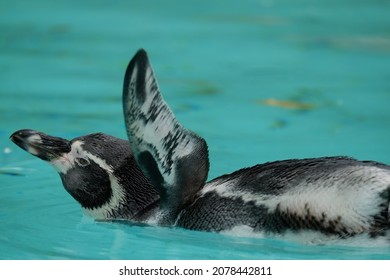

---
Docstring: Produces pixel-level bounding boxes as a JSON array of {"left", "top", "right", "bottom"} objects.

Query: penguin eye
[{"left": 75, "top": 157, "right": 90, "bottom": 167}]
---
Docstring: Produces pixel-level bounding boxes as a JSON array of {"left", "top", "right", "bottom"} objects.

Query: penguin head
[{"left": 10, "top": 129, "right": 159, "bottom": 220}]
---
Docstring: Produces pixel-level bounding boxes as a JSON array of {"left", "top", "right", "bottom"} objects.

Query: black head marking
[{"left": 60, "top": 160, "right": 112, "bottom": 209}]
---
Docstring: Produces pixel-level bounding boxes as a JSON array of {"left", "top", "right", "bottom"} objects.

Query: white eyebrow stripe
[
  {"left": 50, "top": 140, "right": 114, "bottom": 174},
  {"left": 83, "top": 151, "right": 114, "bottom": 173}
]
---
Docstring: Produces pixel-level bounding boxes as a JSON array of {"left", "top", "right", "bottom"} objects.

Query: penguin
[{"left": 10, "top": 49, "right": 390, "bottom": 245}]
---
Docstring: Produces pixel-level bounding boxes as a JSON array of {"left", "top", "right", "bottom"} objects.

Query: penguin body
[{"left": 10, "top": 49, "right": 390, "bottom": 245}]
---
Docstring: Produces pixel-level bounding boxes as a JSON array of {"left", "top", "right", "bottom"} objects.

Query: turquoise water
[{"left": 1, "top": 0, "right": 390, "bottom": 259}]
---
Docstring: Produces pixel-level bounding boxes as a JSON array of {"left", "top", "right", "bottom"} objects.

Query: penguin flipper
[{"left": 122, "top": 49, "right": 210, "bottom": 223}]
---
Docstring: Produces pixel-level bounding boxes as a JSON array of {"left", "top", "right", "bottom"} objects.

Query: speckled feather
[
  {"left": 122, "top": 49, "right": 209, "bottom": 222},
  {"left": 179, "top": 157, "right": 390, "bottom": 238}
]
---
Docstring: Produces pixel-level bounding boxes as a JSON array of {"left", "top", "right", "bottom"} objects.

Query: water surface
[{"left": 1, "top": 0, "right": 390, "bottom": 259}]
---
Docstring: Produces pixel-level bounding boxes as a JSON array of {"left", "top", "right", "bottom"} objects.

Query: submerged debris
[
  {"left": 259, "top": 98, "right": 316, "bottom": 110},
  {"left": 0, "top": 167, "right": 25, "bottom": 176}
]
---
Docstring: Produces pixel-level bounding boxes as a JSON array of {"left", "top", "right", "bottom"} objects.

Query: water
[{"left": 1, "top": 0, "right": 390, "bottom": 259}]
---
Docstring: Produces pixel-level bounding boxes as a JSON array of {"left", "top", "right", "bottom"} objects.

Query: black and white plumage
[
  {"left": 10, "top": 49, "right": 390, "bottom": 245},
  {"left": 123, "top": 51, "right": 209, "bottom": 224}
]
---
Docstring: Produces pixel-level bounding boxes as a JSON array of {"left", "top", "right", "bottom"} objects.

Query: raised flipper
[{"left": 122, "top": 49, "right": 210, "bottom": 224}]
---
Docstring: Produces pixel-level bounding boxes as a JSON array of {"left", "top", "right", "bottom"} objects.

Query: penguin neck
[{"left": 110, "top": 155, "right": 161, "bottom": 221}]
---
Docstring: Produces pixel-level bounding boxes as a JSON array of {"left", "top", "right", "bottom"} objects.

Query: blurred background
[{"left": 1, "top": 0, "right": 390, "bottom": 259}]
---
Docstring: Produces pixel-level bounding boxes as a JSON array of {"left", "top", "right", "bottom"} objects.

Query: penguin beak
[{"left": 10, "top": 129, "right": 71, "bottom": 161}]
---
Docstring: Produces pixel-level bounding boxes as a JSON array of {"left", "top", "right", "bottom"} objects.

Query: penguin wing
[{"left": 122, "top": 49, "right": 209, "bottom": 223}]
